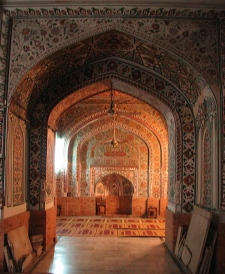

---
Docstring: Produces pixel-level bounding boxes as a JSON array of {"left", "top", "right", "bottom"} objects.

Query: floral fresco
[{"left": 0, "top": 4, "right": 222, "bottom": 213}]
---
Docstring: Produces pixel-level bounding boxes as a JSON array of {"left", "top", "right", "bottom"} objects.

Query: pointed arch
[
  {"left": 7, "top": 29, "right": 217, "bottom": 213},
  {"left": 95, "top": 173, "right": 134, "bottom": 197},
  {"left": 29, "top": 60, "right": 195, "bottom": 212}
]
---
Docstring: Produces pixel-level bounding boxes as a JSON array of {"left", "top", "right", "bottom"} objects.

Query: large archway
[
  {"left": 5, "top": 27, "right": 218, "bottom": 253},
  {"left": 7, "top": 27, "right": 217, "bottom": 214},
  {"left": 53, "top": 84, "right": 169, "bottom": 217},
  {"left": 29, "top": 60, "right": 194, "bottom": 212}
]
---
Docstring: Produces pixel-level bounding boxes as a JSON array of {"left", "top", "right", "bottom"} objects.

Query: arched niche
[{"left": 96, "top": 173, "right": 134, "bottom": 197}]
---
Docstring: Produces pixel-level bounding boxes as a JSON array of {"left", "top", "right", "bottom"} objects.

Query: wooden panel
[
  {"left": 80, "top": 197, "right": 95, "bottom": 215},
  {"left": 119, "top": 196, "right": 132, "bottom": 215},
  {"left": 147, "top": 197, "right": 159, "bottom": 209},
  {"left": 45, "top": 207, "right": 57, "bottom": 250},
  {"left": 159, "top": 197, "right": 168, "bottom": 217},
  {"left": 174, "top": 225, "right": 188, "bottom": 258},
  {"left": 215, "top": 223, "right": 225, "bottom": 273},
  {"left": 3, "top": 245, "right": 16, "bottom": 272},
  {"left": 181, "top": 206, "right": 212, "bottom": 274},
  {"left": 57, "top": 197, "right": 68, "bottom": 216},
  {"left": 199, "top": 228, "right": 217, "bottom": 274},
  {"left": 0, "top": 212, "right": 30, "bottom": 272},
  {"left": 67, "top": 197, "right": 81, "bottom": 216},
  {"left": 30, "top": 208, "right": 56, "bottom": 250},
  {"left": 132, "top": 197, "right": 147, "bottom": 217},
  {"left": 7, "top": 225, "right": 32, "bottom": 264},
  {"left": 106, "top": 196, "right": 119, "bottom": 214}
]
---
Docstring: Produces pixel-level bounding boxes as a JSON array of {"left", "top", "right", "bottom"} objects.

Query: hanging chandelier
[{"left": 111, "top": 114, "right": 118, "bottom": 148}]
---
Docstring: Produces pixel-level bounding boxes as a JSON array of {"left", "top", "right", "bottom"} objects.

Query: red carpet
[{"left": 56, "top": 216, "right": 165, "bottom": 237}]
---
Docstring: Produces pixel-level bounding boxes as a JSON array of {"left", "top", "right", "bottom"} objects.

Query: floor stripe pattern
[{"left": 56, "top": 216, "right": 165, "bottom": 237}]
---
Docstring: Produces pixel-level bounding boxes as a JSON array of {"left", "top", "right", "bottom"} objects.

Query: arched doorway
[
  {"left": 54, "top": 85, "right": 169, "bottom": 218},
  {"left": 5, "top": 27, "right": 217, "bottom": 251},
  {"left": 95, "top": 173, "right": 134, "bottom": 215},
  {"left": 9, "top": 28, "right": 200, "bottom": 212}
]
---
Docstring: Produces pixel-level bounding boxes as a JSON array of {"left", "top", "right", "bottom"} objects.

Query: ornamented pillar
[
  {"left": 0, "top": 10, "right": 10, "bottom": 210},
  {"left": 221, "top": 18, "right": 225, "bottom": 210}
]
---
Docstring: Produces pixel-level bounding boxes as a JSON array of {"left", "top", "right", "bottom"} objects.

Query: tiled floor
[{"left": 32, "top": 236, "right": 182, "bottom": 274}]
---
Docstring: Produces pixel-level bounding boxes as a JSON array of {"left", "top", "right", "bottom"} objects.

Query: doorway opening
[
  {"left": 53, "top": 85, "right": 169, "bottom": 219},
  {"left": 95, "top": 173, "right": 133, "bottom": 215}
]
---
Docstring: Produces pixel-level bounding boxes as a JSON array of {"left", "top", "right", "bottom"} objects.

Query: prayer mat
[
  {"left": 56, "top": 222, "right": 69, "bottom": 228},
  {"left": 123, "top": 223, "right": 144, "bottom": 229},
  {"left": 123, "top": 219, "right": 141, "bottom": 223},
  {"left": 141, "top": 223, "right": 165, "bottom": 229},
  {"left": 56, "top": 228, "right": 75, "bottom": 236},
  {"left": 95, "top": 229, "right": 118, "bottom": 237},
  {"left": 106, "top": 218, "right": 124, "bottom": 223},
  {"left": 118, "top": 229, "right": 140, "bottom": 237},
  {"left": 140, "top": 219, "right": 159, "bottom": 223},
  {"left": 88, "top": 218, "right": 106, "bottom": 223},
  {"left": 86, "top": 223, "right": 105, "bottom": 229},
  {"left": 138, "top": 229, "right": 163, "bottom": 237},
  {"left": 67, "top": 222, "right": 87, "bottom": 229},
  {"left": 105, "top": 223, "right": 125, "bottom": 229},
  {"left": 73, "top": 228, "right": 97, "bottom": 237},
  {"left": 71, "top": 218, "right": 90, "bottom": 223},
  {"left": 56, "top": 216, "right": 165, "bottom": 238}
]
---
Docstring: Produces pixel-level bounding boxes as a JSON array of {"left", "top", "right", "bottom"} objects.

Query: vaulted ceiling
[{"left": 50, "top": 83, "right": 168, "bottom": 147}]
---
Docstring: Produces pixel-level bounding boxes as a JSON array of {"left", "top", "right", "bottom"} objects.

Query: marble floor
[{"left": 32, "top": 236, "right": 182, "bottom": 274}]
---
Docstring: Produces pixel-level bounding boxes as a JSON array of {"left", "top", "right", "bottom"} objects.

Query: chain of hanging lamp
[{"left": 107, "top": 83, "right": 118, "bottom": 148}]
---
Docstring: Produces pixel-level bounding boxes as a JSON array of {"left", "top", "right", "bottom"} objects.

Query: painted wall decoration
[
  {"left": 0, "top": 4, "right": 222, "bottom": 213},
  {"left": 13, "top": 125, "right": 24, "bottom": 205},
  {"left": 96, "top": 173, "right": 134, "bottom": 197},
  {"left": 69, "top": 110, "right": 165, "bottom": 198},
  {"left": 93, "top": 167, "right": 137, "bottom": 197},
  {"left": 195, "top": 97, "right": 217, "bottom": 208},
  {"left": 5, "top": 111, "right": 27, "bottom": 207},
  {"left": 203, "top": 128, "right": 212, "bottom": 207},
  {"left": 5, "top": 15, "right": 219, "bottom": 103},
  {"left": 45, "top": 129, "right": 55, "bottom": 203}
]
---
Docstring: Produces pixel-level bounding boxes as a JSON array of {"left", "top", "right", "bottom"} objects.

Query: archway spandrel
[
  {"left": 8, "top": 27, "right": 215, "bottom": 115},
  {"left": 7, "top": 15, "right": 218, "bottom": 102}
]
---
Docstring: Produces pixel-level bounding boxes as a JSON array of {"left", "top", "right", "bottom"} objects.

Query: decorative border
[{"left": 4, "top": 6, "right": 225, "bottom": 18}]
